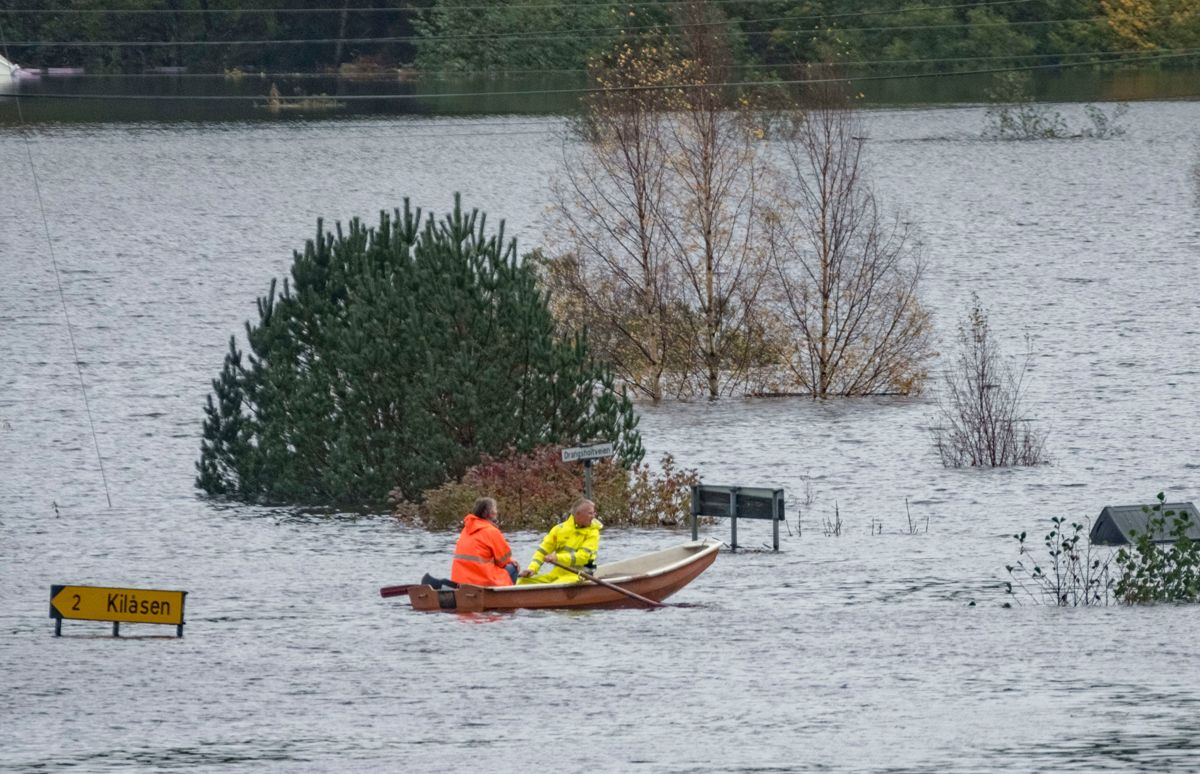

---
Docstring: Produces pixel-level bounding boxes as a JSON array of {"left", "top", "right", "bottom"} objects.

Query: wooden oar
[
  {"left": 379, "top": 584, "right": 414, "bottom": 598},
  {"left": 543, "top": 557, "right": 665, "bottom": 608}
]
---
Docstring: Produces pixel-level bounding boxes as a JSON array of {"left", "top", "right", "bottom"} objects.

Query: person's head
[
  {"left": 572, "top": 498, "right": 596, "bottom": 526},
  {"left": 471, "top": 497, "right": 498, "bottom": 522}
]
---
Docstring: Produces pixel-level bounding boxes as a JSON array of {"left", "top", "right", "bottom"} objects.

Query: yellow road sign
[{"left": 50, "top": 585, "right": 186, "bottom": 626}]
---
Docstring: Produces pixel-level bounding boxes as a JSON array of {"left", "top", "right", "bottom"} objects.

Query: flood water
[{"left": 2, "top": 92, "right": 1200, "bottom": 771}]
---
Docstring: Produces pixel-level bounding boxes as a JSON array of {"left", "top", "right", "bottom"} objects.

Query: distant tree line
[
  {"left": 5, "top": 0, "right": 1196, "bottom": 74},
  {"left": 2, "top": 0, "right": 425, "bottom": 73},
  {"left": 414, "top": 0, "right": 1199, "bottom": 73}
]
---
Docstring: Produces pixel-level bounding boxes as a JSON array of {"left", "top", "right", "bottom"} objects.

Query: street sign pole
[{"left": 561, "top": 443, "right": 614, "bottom": 499}]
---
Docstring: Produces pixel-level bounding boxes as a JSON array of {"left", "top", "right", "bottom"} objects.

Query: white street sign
[{"left": 561, "top": 443, "right": 614, "bottom": 463}]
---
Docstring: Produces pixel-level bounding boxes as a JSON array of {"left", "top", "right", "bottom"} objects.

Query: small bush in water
[
  {"left": 1005, "top": 517, "right": 1114, "bottom": 606},
  {"left": 393, "top": 445, "right": 699, "bottom": 531},
  {"left": 983, "top": 72, "right": 1128, "bottom": 140},
  {"left": 1115, "top": 493, "right": 1200, "bottom": 604},
  {"left": 1005, "top": 493, "right": 1200, "bottom": 606}
]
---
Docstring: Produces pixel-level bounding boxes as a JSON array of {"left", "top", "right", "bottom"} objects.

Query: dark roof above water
[{"left": 1088, "top": 502, "right": 1200, "bottom": 546}]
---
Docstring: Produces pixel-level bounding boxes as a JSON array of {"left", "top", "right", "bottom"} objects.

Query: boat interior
[{"left": 488, "top": 538, "right": 720, "bottom": 591}]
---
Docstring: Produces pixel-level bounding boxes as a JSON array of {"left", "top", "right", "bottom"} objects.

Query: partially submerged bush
[
  {"left": 1005, "top": 493, "right": 1200, "bottom": 606},
  {"left": 1005, "top": 517, "right": 1114, "bottom": 607},
  {"left": 932, "top": 295, "right": 1048, "bottom": 467},
  {"left": 196, "top": 197, "right": 642, "bottom": 506},
  {"left": 1115, "top": 493, "right": 1200, "bottom": 604},
  {"left": 396, "top": 445, "right": 627, "bottom": 531},
  {"left": 394, "top": 445, "right": 699, "bottom": 530},
  {"left": 627, "top": 453, "right": 701, "bottom": 527},
  {"left": 983, "top": 72, "right": 1128, "bottom": 140}
]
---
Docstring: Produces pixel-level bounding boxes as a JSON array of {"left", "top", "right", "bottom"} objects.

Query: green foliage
[
  {"left": 412, "top": 0, "right": 625, "bottom": 72},
  {"left": 395, "top": 445, "right": 699, "bottom": 531},
  {"left": 6, "top": 0, "right": 421, "bottom": 72},
  {"left": 1004, "top": 493, "right": 1200, "bottom": 607},
  {"left": 984, "top": 73, "right": 1070, "bottom": 139},
  {"left": 9, "top": 0, "right": 1200, "bottom": 74},
  {"left": 1005, "top": 517, "right": 1114, "bottom": 606},
  {"left": 1080, "top": 103, "right": 1130, "bottom": 138},
  {"left": 1115, "top": 493, "right": 1200, "bottom": 604},
  {"left": 627, "top": 453, "right": 702, "bottom": 527},
  {"left": 395, "top": 444, "right": 627, "bottom": 531},
  {"left": 197, "top": 197, "right": 643, "bottom": 506},
  {"left": 984, "top": 72, "right": 1129, "bottom": 139}
]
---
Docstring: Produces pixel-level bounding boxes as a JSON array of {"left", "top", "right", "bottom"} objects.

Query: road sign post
[
  {"left": 50, "top": 585, "right": 187, "bottom": 638},
  {"left": 561, "top": 442, "right": 615, "bottom": 500},
  {"left": 690, "top": 485, "right": 786, "bottom": 551}
]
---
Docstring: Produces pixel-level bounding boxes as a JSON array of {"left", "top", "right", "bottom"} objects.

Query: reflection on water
[
  {"left": 1, "top": 67, "right": 1199, "bottom": 124},
  {"left": 1, "top": 102, "right": 1200, "bottom": 771}
]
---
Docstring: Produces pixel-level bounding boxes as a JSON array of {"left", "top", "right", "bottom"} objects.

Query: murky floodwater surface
[{"left": 2, "top": 102, "right": 1199, "bottom": 771}]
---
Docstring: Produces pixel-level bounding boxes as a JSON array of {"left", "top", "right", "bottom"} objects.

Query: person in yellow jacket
[{"left": 517, "top": 499, "right": 601, "bottom": 584}]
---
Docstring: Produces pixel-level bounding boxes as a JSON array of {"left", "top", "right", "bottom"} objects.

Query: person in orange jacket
[{"left": 448, "top": 497, "right": 519, "bottom": 587}]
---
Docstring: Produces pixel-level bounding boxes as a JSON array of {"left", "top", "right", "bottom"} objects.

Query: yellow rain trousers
[{"left": 517, "top": 514, "right": 602, "bottom": 585}]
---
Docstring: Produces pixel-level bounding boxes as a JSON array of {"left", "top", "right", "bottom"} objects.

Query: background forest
[{"left": 3, "top": 0, "right": 1197, "bottom": 74}]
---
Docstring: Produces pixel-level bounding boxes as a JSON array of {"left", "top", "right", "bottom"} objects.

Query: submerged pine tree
[{"left": 197, "top": 196, "right": 643, "bottom": 506}]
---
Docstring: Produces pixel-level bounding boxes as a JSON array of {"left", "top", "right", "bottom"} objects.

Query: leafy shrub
[
  {"left": 1004, "top": 493, "right": 1200, "bottom": 607},
  {"left": 1080, "top": 104, "right": 1129, "bottom": 139},
  {"left": 627, "top": 453, "right": 702, "bottom": 527},
  {"left": 983, "top": 72, "right": 1128, "bottom": 140},
  {"left": 1005, "top": 517, "right": 1114, "bottom": 606},
  {"left": 395, "top": 445, "right": 699, "bottom": 530},
  {"left": 1115, "top": 493, "right": 1200, "bottom": 604},
  {"left": 984, "top": 73, "right": 1068, "bottom": 140}
]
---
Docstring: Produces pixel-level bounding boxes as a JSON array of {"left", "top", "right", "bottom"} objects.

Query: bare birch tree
[
  {"left": 932, "top": 296, "right": 1047, "bottom": 467},
  {"left": 542, "top": 40, "right": 687, "bottom": 402},
  {"left": 766, "top": 77, "right": 933, "bottom": 397},
  {"left": 662, "top": 2, "right": 771, "bottom": 399}
]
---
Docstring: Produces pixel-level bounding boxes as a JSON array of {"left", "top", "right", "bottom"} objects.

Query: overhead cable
[
  {"left": 3, "top": 0, "right": 1038, "bottom": 14},
  {"left": 0, "top": 23, "right": 114, "bottom": 508}
]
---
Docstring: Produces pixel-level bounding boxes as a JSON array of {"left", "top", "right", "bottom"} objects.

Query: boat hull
[{"left": 407, "top": 539, "right": 720, "bottom": 612}]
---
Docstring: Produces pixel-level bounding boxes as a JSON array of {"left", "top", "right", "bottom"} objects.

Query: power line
[
  {"left": 3, "top": 9, "right": 1148, "bottom": 48},
  {"left": 0, "top": 0, "right": 1034, "bottom": 14},
  {"left": 0, "top": 23, "right": 114, "bottom": 508},
  {"left": 10, "top": 48, "right": 1198, "bottom": 101}
]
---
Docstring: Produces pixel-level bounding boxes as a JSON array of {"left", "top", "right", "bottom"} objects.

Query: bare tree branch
[{"left": 765, "top": 72, "right": 933, "bottom": 398}]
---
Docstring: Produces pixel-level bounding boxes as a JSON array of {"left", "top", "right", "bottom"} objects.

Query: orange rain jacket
[{"left": 450, "top": 514, "right": 515, "bottom": 587}]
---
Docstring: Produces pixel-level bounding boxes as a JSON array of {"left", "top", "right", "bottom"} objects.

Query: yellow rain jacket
[{"left": 517, "top": 514, "right": 603, "bottom": 585}]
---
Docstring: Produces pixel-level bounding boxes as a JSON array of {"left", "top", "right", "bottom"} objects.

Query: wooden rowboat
[{"left": 406, "top": 538, "right": 721, "bottom": 612}]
